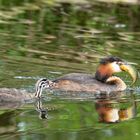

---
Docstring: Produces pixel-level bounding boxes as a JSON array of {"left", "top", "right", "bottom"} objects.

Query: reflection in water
[
  {"left": 34, "top": 92, "right": 137, "bottom": 123},
  {"left": 95, "top": 94, "right": 136, "bottom": 123},
  {"left": 35, "top": 98, "right": 48, "bottom": 119},
  {"left": 0, "top": 92, "right": 139, "bottom": 140}
]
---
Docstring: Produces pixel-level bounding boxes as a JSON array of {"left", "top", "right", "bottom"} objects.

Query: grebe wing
[
  {"left": 51, "top": 73, "right": 119, "bottom": 92},
  {"left": 53, "top": 73, "right": 96, "bottom": 84}
]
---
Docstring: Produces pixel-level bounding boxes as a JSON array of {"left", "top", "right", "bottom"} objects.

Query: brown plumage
[
  {"left": 52, "top": 73, "right": 126, "bottom": 93},
  {"left": 35, "top": 56, "right": 137, "bottom": 98}
]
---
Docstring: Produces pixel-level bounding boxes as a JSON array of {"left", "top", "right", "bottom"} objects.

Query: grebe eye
[
  {"left": 116, "top": 61, "right": 123, "bottom": 65},
  {"left": 42, "top": 85, "right": 46, "bottom": 88}
]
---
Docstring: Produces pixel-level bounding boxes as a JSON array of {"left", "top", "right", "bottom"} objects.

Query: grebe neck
[
  {"left": 95, "top": 71, "right": 111, "bottom": 82},
  {"left": 106, "top": 76, "right": 127, "bottom": 91},
  {"left": 95, "top": 65, "right": 113, "bottom": 82}
]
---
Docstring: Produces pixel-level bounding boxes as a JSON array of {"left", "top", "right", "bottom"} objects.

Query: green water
[{"left": 0, "top": 0, "right": 140, "bottom": 140}]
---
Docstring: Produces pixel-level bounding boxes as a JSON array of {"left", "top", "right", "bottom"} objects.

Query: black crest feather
[{"left": 100, "top": 56, "right": 123, "bottom": 64}]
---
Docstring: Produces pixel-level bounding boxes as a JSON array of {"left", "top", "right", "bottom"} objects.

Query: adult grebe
[{"left": 35, "top": 56, "right": 137, "bottom": 98}]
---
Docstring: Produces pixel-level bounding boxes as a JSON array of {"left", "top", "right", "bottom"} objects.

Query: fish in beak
[{"left": 120, "top": 64, "right": 138, "bottom": 85}]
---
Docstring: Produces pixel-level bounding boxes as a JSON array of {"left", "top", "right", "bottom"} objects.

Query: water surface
[{"left": 0, "top": 0, "right": 140, "bottom": 140}]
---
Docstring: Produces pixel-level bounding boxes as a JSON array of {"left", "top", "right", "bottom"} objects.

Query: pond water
[{"left": 0, "top": 0, "right": 140, "bottom": 140}]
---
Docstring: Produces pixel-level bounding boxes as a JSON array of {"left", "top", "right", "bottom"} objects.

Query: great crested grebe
[{"left": 35, "top": 56, "right": 137, "bottom": 98}]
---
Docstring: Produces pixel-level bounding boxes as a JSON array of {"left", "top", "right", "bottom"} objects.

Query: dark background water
[{"left": 0, "top": 0, "right": 140, "bottom": 140}]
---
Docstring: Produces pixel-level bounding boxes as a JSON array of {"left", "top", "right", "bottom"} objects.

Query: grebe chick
[{"left": 35, "top": 56, "right": 137, "bottom": 98}]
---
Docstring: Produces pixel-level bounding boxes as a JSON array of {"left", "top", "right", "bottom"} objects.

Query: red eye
[{"left": 116, "top": 62, "right": 123, "bottom": 65}]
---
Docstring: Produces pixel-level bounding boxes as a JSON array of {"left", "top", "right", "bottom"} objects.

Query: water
[{"left": 0, "top": 0, "right": 140, "bottom": 139}]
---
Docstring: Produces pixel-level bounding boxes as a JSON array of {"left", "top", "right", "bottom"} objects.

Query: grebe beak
[{"left": 120, "top": 64, "right": 138, "bottom": 85}]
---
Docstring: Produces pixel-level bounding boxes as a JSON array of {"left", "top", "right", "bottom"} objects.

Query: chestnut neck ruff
[{"left": 95, "top": 70, "right": 110, "bottom": 83}]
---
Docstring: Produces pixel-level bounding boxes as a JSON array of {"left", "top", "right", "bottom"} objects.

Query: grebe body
[
  {"left": 35, "top": 57, "right": 137, "bottom": 98},
  {"left": 52, "top": 73, "right": 126, "bottom": 93}
]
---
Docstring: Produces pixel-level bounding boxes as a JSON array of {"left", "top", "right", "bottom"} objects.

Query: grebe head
[
  {"left": 95, "top": 56, "right": 137, "bottom": 84},
  {"left": 35, "top": 78, "right": 50, "bottom": 98}
]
